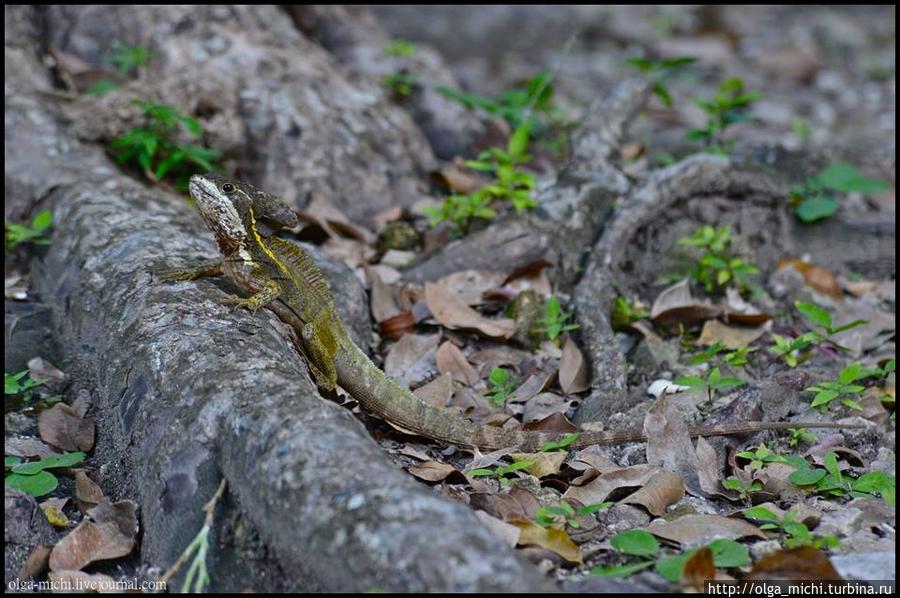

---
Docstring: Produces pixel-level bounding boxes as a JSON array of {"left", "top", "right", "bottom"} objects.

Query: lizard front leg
[
  {"left": 154, "top": 259, "right": 223, "bottom": 282},
  {"left": 220, "top": 278, "right": 281, "bottom": 315}
]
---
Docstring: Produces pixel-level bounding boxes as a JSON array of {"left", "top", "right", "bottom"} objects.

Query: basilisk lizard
[{"left": 162, "top": 173, "right": 858, "bottom": 451}]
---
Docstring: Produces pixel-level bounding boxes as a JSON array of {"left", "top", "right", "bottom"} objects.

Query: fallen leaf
[
  {"left": 509, "top": 519, "right": 582, "bottom": 563},
  {"left": 407, "top": 460, "right": 465, "bottom": 484},
  {"left": 645, "top": 514, "right": 765, "bottom": 547},
  {"left": 5, "top": 437, "right": 61, "bottom": 459},
  {"left": 697, "top": 319, "right": 768, "bottom": 349},
  {"left": 509, "top": 370, "right": 556, "bottom": 404},
  {"left": 521, "top": 393, "right": 576, "bottom": 424},
  {"left": 509, "top": 451, "right": 567, "bottom": 478},
  {"left": 38, "top": 403, "right": 94, "bottom": 452},
  {"left": 747, "top": 546, "right": 843, "bottom": 581},
  {"left": 522, "top": 411, "right": 579, "bottom": 433},
  {"left": 17, "top": 545, "right": 52, "bottom": 581},
  {"left": 74, "top": 471, "right": 104, "bottom": 513},
  {"left": 683, "top": 547, "right": 716, "bottom": 591},
  {"left": 559, "top": 338, "right": 590, "bottom": 394},
  {"left": 431, "top": 162, "right": 491, "bottom": 194},
  {"left": 300, "top": 194, "right": 372, "bottom": 243},
  {"left": 621, "top": 470, "right": 685, "bottom": 516},
  {"left": 424, "top": 283, "right": 516, "bottom": 339},
  {"left": 379, "top": 312, "right": 415, "bottom": 341},
  {"left": 383, "top": 333, "right": 440, "bottom": 388},
  {"left": 27, "top": 357, "right": 66, "bottom": 384},
  {"left": 436, "top": 270, "right": 507, "bottom": 305},
  {"left": 474, "top": 510, "right": 521, "bottom": 547},
  {"left": 644, "top": 393, "right": 705, "bottom": 497},
  {"left": 563, "top": 464, "right": 660, "bottom": 505},
  {"left": 412, "top": 373, "right": 454, "bottom": 409},
  {"left": 366, "top": 266, "right": 401, "bottom": 323},
  {"left": 40, "top": 498, "right": 70, "bottom": 528},
  {"left": 398, "top": 444, "right": 431, "bottom": 461},
  {"left": 435, "top": 341, "right": 480, "bottom": 385},
  {"left": 776, "top": 259, "right": 841, "bottom": 298},
  {"left": 49, "top": 499, "right": 138, "bottom": 571}
]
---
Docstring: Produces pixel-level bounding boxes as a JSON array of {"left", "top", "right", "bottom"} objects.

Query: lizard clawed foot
[{"left": 220, "top": 295, "right": 262, "bottom": 314}]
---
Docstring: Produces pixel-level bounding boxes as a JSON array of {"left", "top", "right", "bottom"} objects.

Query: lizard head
[{"left": 188, "top": 173, "right": 299, "bottom": 255}]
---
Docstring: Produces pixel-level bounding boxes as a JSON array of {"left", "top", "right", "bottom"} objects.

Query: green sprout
[
  {"left": 790, "top": 162, "right": 890, "bottom": 223},
  {"left": 537, "top": 296, "right": 579, "bottom": 343},
  {"left": 625, "top": 55, "right": 696, "bottom": 107},
  {"left": 5, "top": 210, "right": 52, "bottom": 250},
  {"left": 686, "top": 78, "right": 762, "bottom": 154}
]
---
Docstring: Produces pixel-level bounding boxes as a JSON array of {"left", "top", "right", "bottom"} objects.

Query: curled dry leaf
[
  {"left": 644, "top": 393, "right": 705, "bottom": 498},
  {"left": 5, "top": 437, "right": 61, "bottom": 459},
  {"left": 621, "top": 470, "right": 685, "bottom": 516},
  {"left": 559, "top": 338, "right": 590, "bottom": 394},
  {"left": 509, "top": 451, "right": 568, "bottom": 479},
  {"left": 407, "top": 460, "right": 466, "bottom": 484},
  {"left": 683, "top": 546, "right": 717, "bottom": 590},
  {"left": 650, "top": 279, "right": 770, "bottom": 333},
  {"left": 697, "top": 319, "right": 768, "bottom": 349},
  {"left": 435, "top": 341, "right": 480, "bottom": 385},
  {"left": 509, "top": 369, "right": 556, "bottom": 404},
  {"left": 776, "top": 258, "right": 841, "bottom": 299},
  {"left": 49, "top": 499, "right": 139, "bottom": 572},
  {"left": 509, "top": 519, "right": 583, "bottom": 564},
  {"left": 74, "top": 471, "right": 105, "bottom": 513},
  {"left": 436, "top": 270, "right": 508, "bottom": 306},
  {"left": 644, "top": 514, "right": 765, "bottom": 547},
  {"left": 366, "top": 266, "right": 401, "bottom": 323},
  {"left": 17, "top": 545, "right": 52, "bottom": 581},
  {"left": 431, "top": 162, "right": 491, "bottom": 194},
  {"left": 38, "top": 403, "right": 95, "bottom": 453},
  {"left": 563, "top": 464, "right": 661, "bottom": 505},
  {"left": 424, "top": 282, "right": 516, "bottom": 339},
  {"left": 746, "top": 546, "right": 843, "bottom": 581},
  {"left": 521, "top": 393, "right": 576, "bottom": 424},
  {"left": 299, "top": 195, "right": 372, "bottom": 243},
  {"left": 27, "top": 357, "right": 66, "bottom": 384},
  {"left": 522, "top": 411, "right": 579, "bottom": 433},
  {"left": 379, "top": 312, "right": 415, "bottom": 341}
]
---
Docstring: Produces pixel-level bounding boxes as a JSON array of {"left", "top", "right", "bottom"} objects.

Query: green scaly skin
[{"left": 163, "top": 173, "right": 859, "bottom": 451}]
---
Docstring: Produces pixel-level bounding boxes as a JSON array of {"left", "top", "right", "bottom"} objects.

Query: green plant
[
  {"left": 722, "top": 476, "right": 763, "bottom": 502},
  {"left": 687, "top": 341, "right": 727, "bottom": 365},
  {"left": 109, "top": 100, "right": 220, "bottom": 189},
  {"left": 5, "top": 452, "right": 86, "bottom": 497},
  {"left": 468, "top": 459, "right": 534, "bottom": 487},
  {"left": 611, "top": 296, "right": 649, "bottom": 331},
  {"left": 788, "top": 427, "right": 817, "bottom": 448},
  {"left": 109, "top": 40, "right": 151, "bottom": 75},
  {"left": 743, "top": 506, "right": 839, "bottom": 550},
  {"left": 540, "top": 433, "right": 579, "bottom": 453},
  {"left": 5, "top": 369, "right": 44, "bottom": 402},
  {"left": 788, "top": 452, "right": 895, "bottom": 505},
  {"left": 686, "top": 78, "right": 762, "bottom": 154},
  {"left": 537, "top": 296, "right": 579, "bottom": 343},
  {"left": 534, "top": 500, "right": 611, "bottom": 529},
  {"left": 592, "top": 529, "right": 749, "bottom": 580},
  {"left": 625, "top": 55, "right": 696, "bottom": 107},
  {"left": 383, "top": 39, "right": 416, "bottom": 58},
  {"left": 792, "top": 117, "right": 811, "bottom": 144},
  {"left": 806, "top": 361, "right": 867, "bottom": 412},
  {"left": 5, "top": 210, "right": 53, "bottom": 250},
  {"left": 422, "top": 192, "right": 496, "bottom": 233},
  {"left": 484, "top": 366, "right": 517, "bottom": 406},
  {"left": 795, "top": 300, "right": 868, "bottom": 349},
  {"left": 675, "top": 367, "right": 744, "bottom": 400},
  {"left": 462, "top": 123, "right": 538, "bottom": 213},
  {"left": 436, "top": 70, "right": 566, "bottom": 133},
  {"left": 677, "top": 224, "right": 758, "bottom": 293},
  {"left": 381, "top": 72, "right": 418, "bottom": 98},
  {"left": 724, "top": 346, "right": 757, "bottom": 368},
  {"left": 790, "top": 163, "right": 890, "bottom": 223},
  {"left": 768, "top": 333, "right": 815, "bottom": 367}
]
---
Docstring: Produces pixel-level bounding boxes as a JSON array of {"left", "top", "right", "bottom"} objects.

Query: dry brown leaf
[
  {"left": 522, "top": 411, "right": 579, "bottom": 433},
  {"left": 563, "top": 464, "right": 660, "bottom": 505},
  {"left": 509, "top": 451, "right": 567, "bottom": 478},
  {"left": 301, "top": 195, "right": 372, "bottom": 243},
  {"left": 424, "top": 283, "right": 516, "bottom": 339},
  {"left": 776, "top": 259, "right": 841, "bottom": 298},
  {"left": 431, "top": 162, "right": 491, "bottom": 194},
  {"left": 651, "top": 279, "right": 770, "bottom": 332},
  {"left": 683, "top": 547, "right": 716, "bottom": 591},
  {"left": 398, "top": 444, "right": 431, "bottom": 461},
  {"left": 74, "top": 471, "right": 104, "bottom": 513},
  {"left": 17, "top": 545, "right": 52, "bottom": 581},
  {"left": 645, "top": 514, "right": 765, "bottom": 547},
  {"left": 521, "top": 393, "right": 576, "bottom": 424},
  {"left": 27, "top": 357, "right": 66, "bottom": 384},
  {"left": 49, "top": 499, "right": 138, "bottom": 572},
  {"left": 38, "top": 403, "right": 94, "bottom": 452},
  {"left": 407, "top": 460, "right": 461, "bottom": 483},
  {"left": 509, "top": 519, "right": 582, "bottom": 564},
  {"left": 621, "top": 470, "right": 685, "bottom": 516},
  {"left": 747, "top": 546, "right": 843, "bottom": 581},
  {"left": 697, "top": 319, "right": 768, "bottom": 349},
  {"left": 559, "top": 338, "right": 590, "bottom": 394},
  {"left": 383, "top": 333, "right": 440, "bottom": 388},
  {"left": 436, "top": 270, "right": 507, "bottom": 306},
  {"left": 644, "top": 393, "right": 705, "bottom": 497},
  {"left": 435, "top": 341, "right": 480, "bottom": 385},
  {"left": 379, "top": 312, "right": 415, "bottom": 341},
  {"left": 860, "top": 387, "right": 891, "bottom": 424},
  {"left": 412, "top": 373, "right": 454, "bottom": 409},
  {"left": 473, "top": 510, "right": 521, "bottom": 547},
  {"left": 366, "top": 266, "right": 401, "bottom": 323},
  {"left": 5, "top": 437, "right": 60, "bottom": 459}
]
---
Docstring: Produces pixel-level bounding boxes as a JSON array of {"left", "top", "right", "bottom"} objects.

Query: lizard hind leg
[{"left": 300, "top": 321, "right": 338, "bottom": 391}]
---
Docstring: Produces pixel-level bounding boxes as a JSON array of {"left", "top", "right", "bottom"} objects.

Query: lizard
[{"left": 161, "top": 173, "right": 861, "bottom": 452}]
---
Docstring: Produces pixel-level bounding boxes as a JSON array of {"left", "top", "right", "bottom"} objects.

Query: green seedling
[
  {"left": 675, "top": 367, "right": 744, "bottom": 400},
  {"left": 686, "top": 78, "right": 762, "bottom": 154},
  {"left": 806, "top": 361, "right": 868, "bottom": 412},
  {"left": 788, "top": 427, "right": 817, "bottom": 448},
  {"left": 611, "top": 296, "right": 649, "bottom": 331},
  {"left": 5, "top": 210, "right": 53, "bottom": 250},
  {"left": 795, "top": 300, "right": 867, "bottom": 348},
  {"left": 677, "top": 224, "right": 758, "bottom": 294},
  {"left": 592, "top": 529, "right": 749, "bottom": 581},
  {"left": 537, "top": 296, "right": 579, "bottom": 343},
  {"left": 462, "top": 123, "right": 537, "bottom": 213},
  {"left": 5, "top": 452, "right": 86, "bottom": 497},
  {"left": 468, "top": 459, "right": 534, "bottom": 487},
  {"left": 534, "top": 500, "right": 611, "bottom": 529},
  {"left": 768, "top": 332, "right": 816, "bottom": 367},
  {"left": 724, "top": 346, "right": 757, "bottom": 368},
  {"left": 484, "top": 366, "right": 517, "bottom": 406},
  {"left": 110, "top": 100, "right": 220, "bottom": 189},
  {"left": 790, "top": 162, "right": 890, "bottom": 223},
  {"left": 109, "top": 40, "right": 151, "bottom": 75},
  {"left": 540, "top": 433, "right": 579, "bottom": 453},
  {"left": 437, "top": 70, "right": 566, "bottom": 133},
  {"left": 381, "top": 39, "right": 418, "bottom": 99},
  {"left": 625, "top": 55, "right": 696, "bottom": 107},
  {"left": 383, "top": 39, "right": 416, "bottom": 58},
  {"left": 5, "top": 369, "right": 44, "bottom": 401},
  {"left": 687, "top": 341, "right": 727, "bottom": 365},
  {"left": 722, "top": 476, "right": 764, "bottom": 502},
  {"left": 788, "top": 451, "right": 895, "bottom": 505},
  {"left": 743, "top": 506, "right": 839, "bottom": 550}
]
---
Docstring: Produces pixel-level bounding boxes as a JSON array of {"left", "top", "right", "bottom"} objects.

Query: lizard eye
[{"left": 222, "top": 183, "right": 235, "bottom": 193}]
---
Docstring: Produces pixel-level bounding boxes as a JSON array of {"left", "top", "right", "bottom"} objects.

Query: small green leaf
[
  {"left": 655, "top": 552, "right": 693, "bottom": 582},
  {"left": 795, "top": 301, "right": 832, "bottom": 329},
  {"left": 592, "top": 561, "right": 655, "bottom": 577},
  {"left": 5, "top": 471, "right": 59, "bottom": 497},
  {"left": 709, "top": 538, "right": 750, "bottom": 568},
  {"left": 789, "top": 468, "right": 827, "bottom": 486},
  {"left": 610, "top": 529, "right": 660, "bottom": 557},
  {"left": 743, "top": 506, "right": 780, "bottom": 523}
]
